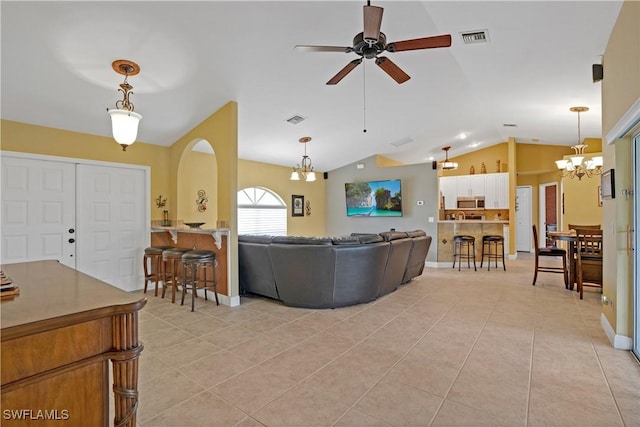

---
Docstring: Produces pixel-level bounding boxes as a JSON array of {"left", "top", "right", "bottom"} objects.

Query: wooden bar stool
[
  {"left": 480, "top": 235, "right": 506, "bottom": 271},
  {"left": 143, "top": 246, "right": 173, "bottom": 296},
  {"left": 161, "top": 248, "right": 191, "bottom": 303},
  {"left": 452, "top": 235, "right": 477, "bottom": 271},
  {"left": 181, "top": 250, "right": 218, "bottom": 312}
]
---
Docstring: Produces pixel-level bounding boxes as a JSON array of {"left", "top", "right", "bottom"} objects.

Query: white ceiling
[{"left": 0, "top": 1, "right": 622, "bottom": 172}]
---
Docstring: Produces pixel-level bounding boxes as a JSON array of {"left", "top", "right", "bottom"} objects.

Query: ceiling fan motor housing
[{"left": 353, "top": 32, "right": 386, "bottom": 58}]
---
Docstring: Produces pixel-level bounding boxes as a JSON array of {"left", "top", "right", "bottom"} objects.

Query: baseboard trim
[{"left": 601, "top": 313, "right": 633, "bottom": 350}]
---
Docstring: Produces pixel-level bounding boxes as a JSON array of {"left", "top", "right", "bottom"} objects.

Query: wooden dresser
[{"left": 1, "top": 261, "right": 146, "bottom": 426}]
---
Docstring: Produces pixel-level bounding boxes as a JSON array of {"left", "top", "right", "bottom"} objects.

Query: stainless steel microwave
[{"left": 457, "top": 196, "right": 485, "bottom": 210}]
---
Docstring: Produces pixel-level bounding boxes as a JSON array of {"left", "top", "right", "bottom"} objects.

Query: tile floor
[{"left": 134, "top": 253, "right": 640, "bottom": 426}]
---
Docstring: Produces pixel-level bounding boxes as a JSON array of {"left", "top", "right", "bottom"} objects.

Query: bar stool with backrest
[
  {"left": 181, "top": 249, "right": 219, "bottom": 311},
  {"left": 532, "top": 225, "right": 568, "bottom": 288},
  {"left": 161, "top": 247, "right": 191, "bottom": 303},
  {"left": 143, "top": 246, "right": 174, "bottom": 296},
  {"left": 574, "top": 228, "right": 603, "bottom": 299},
  {"left": 480, "top": 235, "right": 506, "bottom": 271},
  {"left": 452, "top": 235, "right": 477, "bottom": 271}
]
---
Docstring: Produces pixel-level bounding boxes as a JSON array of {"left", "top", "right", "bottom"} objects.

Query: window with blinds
[{"left": 237, "top": 187, "right": 287, "bottom": 235}]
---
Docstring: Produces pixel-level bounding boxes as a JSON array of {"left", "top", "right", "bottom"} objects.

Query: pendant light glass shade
[{"left": 108, "top": 109, "right": 142, "bottom": 147}]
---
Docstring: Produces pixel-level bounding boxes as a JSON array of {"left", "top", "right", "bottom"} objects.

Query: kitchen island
[
  {"left": 150, "top": 226, "right": 232, "bottom": 303},
  {"left": 438, "top": 220, "right": 509, "bottom": 264}
]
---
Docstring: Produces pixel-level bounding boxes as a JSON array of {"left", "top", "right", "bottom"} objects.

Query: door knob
[
  {"left": 68, "top": 238, "right": 75, "bottom": 243},
  {"left": 68, "top": 228, "right": 75, "bottom": 233}
]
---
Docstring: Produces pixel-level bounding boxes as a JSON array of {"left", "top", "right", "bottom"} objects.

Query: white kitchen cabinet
[
  {"left": 485, "top": 172, "right": 509, "bottom": 208},
  {"left": 457, "top": 174, "right": 485, "bottom": 197},
  {"left": 439, "top": 176, "right": 458, "bottom": 209}
]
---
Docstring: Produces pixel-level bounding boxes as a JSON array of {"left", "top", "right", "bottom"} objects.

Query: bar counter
[
  {"left": 1, "top": 260, "right": 146, "bottom": 427},
  {"left": 150, "top": 226, "right": 230, "bottom": 298}
]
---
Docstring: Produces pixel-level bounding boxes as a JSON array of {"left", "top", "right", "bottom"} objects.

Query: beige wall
[
  {"left": 238, "top": 159, "right": 326, "bottom": 236},
  {"left": 178, "top": 150, "right": 218, "bottom": 225},
  {"left": 601, "top": 0, "right": 639, "bottom": 338},
  {"left": 0, "top": 119, "right": 171, "bottom": 220},
  {"left": 441, "top": 142, "right": 509, "bottom": 177}
]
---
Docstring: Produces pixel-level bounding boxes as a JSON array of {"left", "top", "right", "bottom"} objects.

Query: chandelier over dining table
[{"left": 555, "top": 106, "right": 603, "bottom": 180}]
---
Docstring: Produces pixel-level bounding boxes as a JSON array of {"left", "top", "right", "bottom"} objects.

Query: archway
[{"left": 176, "top": 138, "right": 218, "bottom": 227}]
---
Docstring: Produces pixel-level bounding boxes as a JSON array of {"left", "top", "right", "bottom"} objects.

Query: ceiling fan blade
[
  {"left": 375, "top": 56, "right": 410, "bottom": 84},
  {"left": 386, "top": 34, "right": 452, "bottom": 52},
  {"left": 294, "top": 45, "right": 353, "bottom": 53},
  {"left": 326, "top": 59, "right": 363, "bottom": 85},
  {"left": 363, "top": 5, "right": 383, "bottom": 42}
]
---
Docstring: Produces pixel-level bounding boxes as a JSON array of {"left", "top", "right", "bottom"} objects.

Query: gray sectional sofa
[{"left": 238, "top": 230, "right": 432, "bottom": 308}]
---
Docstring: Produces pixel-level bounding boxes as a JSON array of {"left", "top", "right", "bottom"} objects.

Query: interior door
[
  {"left": 633, "top": 133, "right": 639, "bottom": 359},
  {"left": 1, "top": 156, "right": 76, "bottom": 268},
  {"left": 516, "top": 186, "right": 532, "bottom": 252},
  {"left": 76, "top": 164, "right": 147, "bottom": 291}
]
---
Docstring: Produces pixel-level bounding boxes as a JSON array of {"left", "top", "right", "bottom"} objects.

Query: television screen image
[{"left": 345, "top": 179, "right": 402, "bottom": 217}]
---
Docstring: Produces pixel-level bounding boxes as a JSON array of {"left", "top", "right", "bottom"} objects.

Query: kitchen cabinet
[
  {"left": 485, "top": 173, "right": 509, "bottom": 208},
  {"left": 457, "top": 174, "right": 485, "bottom": 197},
  {"left": 439, "top": 176, "right": 458, "bottom": 209}
]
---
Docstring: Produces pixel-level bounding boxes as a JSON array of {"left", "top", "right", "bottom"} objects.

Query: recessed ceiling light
[
  {"left": 427, "top": 156, "right": 434, "bottom": 161},
  {"left": 457, "top": 132, "right": 467, "bottom": 140},
  {"left": 469, "top": 142, "right": 481, "bottom": 148}
]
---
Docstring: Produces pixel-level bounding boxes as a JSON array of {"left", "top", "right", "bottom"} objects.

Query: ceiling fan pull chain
[{"left": 363, "top": 62, "right": 367, "bottom": 133}]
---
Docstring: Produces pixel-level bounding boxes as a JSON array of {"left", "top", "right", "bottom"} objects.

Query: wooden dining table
[{"left": 547, "top": 230, "right": 578, "bottom": 290}]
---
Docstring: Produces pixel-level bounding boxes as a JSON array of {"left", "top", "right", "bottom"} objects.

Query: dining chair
[
  {"left": 532, "top": 225, "right": 568, "bottom": 287},
  {"left": 568, "top": 224, "right": 601, "bottom": 230},
  {"left": 575, "top": 228, "right": 603, "bottom": 299}
]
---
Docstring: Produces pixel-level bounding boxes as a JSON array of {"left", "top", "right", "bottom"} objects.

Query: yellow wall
[
  {"left": 600, "top": 0, "right": 639, "bottom": 338},
  {"left": 179, "top": 150, "right": 218, "bottom": 225},
  {"left": 440, "top": 142, "right": 509, "bottom": 177},
  {"left": 0, "top": 119, "right": 171, "bottom": 220},
  {"left": 238, "top": 159, "right": 326, "bottom": 236}
]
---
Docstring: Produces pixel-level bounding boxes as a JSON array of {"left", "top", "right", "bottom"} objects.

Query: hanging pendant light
[
  {"left": 555, "top": 106, "right": 603, "bottom": 180},
  {"left": 107, "top": 60, "right": 142, "bottom": 151},
  {"left": 439, "top": 146, "right": 458, "bottom": 170},
  {"left": 290, "top": 137, "right": 316, "bottom": 182}
]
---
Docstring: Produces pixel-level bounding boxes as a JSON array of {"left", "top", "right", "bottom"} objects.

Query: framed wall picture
[
  {"left": 601, "top": 169, "right": 615, "bottom": 200},
  {"left": 292, "top": 195, "right": 304, "bottom": 217}
]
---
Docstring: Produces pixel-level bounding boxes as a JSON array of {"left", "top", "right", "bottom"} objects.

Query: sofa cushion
[
  {"left": 407, "top": 230, "right": 427, "bottom": 238},
  {"left": 238, "top": 235, "right": 274, "bottom": 244},
  {"left": 272, "top": 236, "right": 333, "bottom": 245},
  {"left": 379, "top": 231, "right": 410, "bottom": 242},
  {"left": 357, "top": 234, "right": 385, "bottom": 244},
  {"left": 331, "top": 236, "right": 361, "bottom": 245}
]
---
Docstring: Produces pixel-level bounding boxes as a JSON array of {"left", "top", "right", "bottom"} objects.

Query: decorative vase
[
  {"left": 496, "top": 159, "right": 501, "bottom": 173},
  {"left": 480, "top": 162, "right": 487, "bottom": 174},
  {"left": 469, "top": 165, "right": 475, "bottom": 174}
]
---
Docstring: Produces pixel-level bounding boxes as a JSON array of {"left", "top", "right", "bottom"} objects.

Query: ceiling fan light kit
[
  {"left": 295, "top": 1, "right": 452, "bottom": 85},
  {"left": 107, "top": 59, "right": 142, "bottom": 151}
]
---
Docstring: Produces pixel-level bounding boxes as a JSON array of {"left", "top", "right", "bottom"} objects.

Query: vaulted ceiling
[{"left": 0, "top": 1, "right": 622, "bottom": 171}]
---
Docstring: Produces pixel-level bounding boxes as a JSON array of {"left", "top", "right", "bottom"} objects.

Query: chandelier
[
  {"left": 555, "top": 106, "right": 603, "bottom": 180},
  {"left": 107, "top": 60, "right": 142, "bottom": 151},
  {"left": 290, "top": 137, "right": 316, "bottom": 182},
  {"left": 440, "top": 146, "right": 458, "bottom": 170}
]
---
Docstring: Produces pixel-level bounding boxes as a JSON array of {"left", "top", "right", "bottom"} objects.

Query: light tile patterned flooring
[{"left": 135, "top": 253, "right": 639, "bottom": 426}]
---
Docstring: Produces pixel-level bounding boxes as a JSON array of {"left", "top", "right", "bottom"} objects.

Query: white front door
[
  {"left": 1, "top": 156, "right": 76, "bottom": 268},
  {"left": 76, "top": 164, "right": 147, "bottom": 291},
  {"left": 516, "top": 186, "right": 532, "bottom": 252}
]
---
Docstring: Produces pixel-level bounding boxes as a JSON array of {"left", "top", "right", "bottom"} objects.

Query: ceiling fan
[{"left": 294, "top": 1, "right": 452, "bottom": 85}]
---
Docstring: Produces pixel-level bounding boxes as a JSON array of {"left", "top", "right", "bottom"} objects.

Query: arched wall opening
[{"left": 176, "top": 138, "right": 218, "bottom": 227}]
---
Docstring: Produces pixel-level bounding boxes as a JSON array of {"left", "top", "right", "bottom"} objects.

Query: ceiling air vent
[
  {"left": 285, "top": 114, "right": 306, "bottom": 125},
  {"left": 460, "top": 30, "right": 489, "bottom": 44}
]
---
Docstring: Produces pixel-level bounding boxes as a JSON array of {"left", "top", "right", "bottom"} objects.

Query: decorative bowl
[{"left": 184, "top": 222, "right": 205, "bottom": 229}]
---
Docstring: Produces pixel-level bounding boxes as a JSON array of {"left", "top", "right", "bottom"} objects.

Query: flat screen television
[{"left": 345, "top": 179, "right": 402, "bottom": 217}]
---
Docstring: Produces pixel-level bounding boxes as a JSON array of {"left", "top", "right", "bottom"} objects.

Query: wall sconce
[
  {"left": 196, "top": 190, "right": 208, "bottom": 212},
  {"left": 155, "top": 194, "right": 167, "bottom": 208},
  {"left": 107, "top": 60, "right": 142, "bottom": 151}
]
